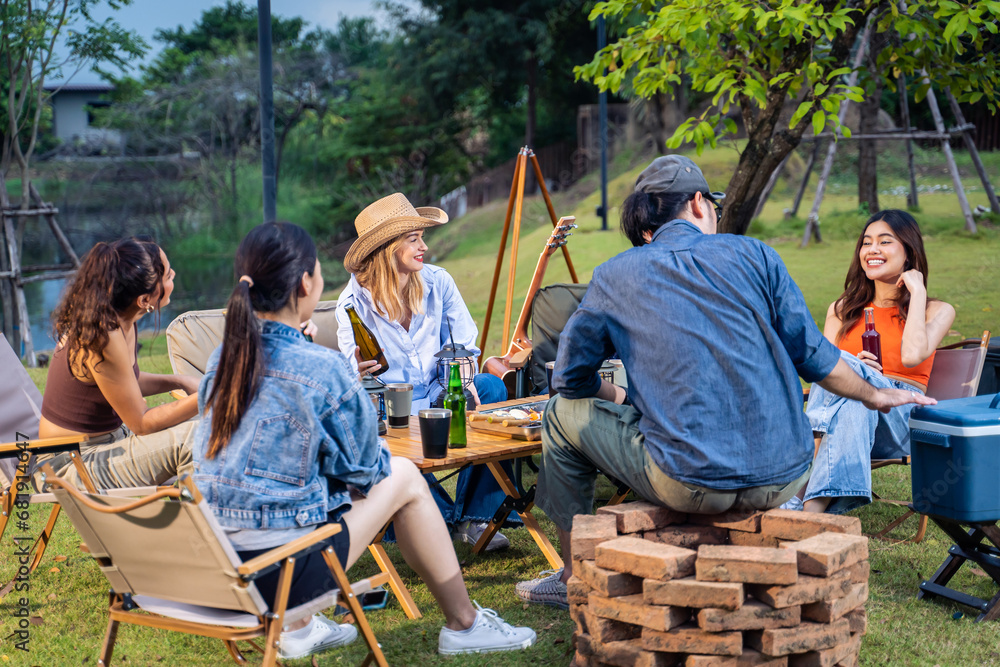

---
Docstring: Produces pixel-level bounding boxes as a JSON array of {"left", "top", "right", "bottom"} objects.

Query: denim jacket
[{"left": 191, "top": 320, "right": 390, "bottom": 531}]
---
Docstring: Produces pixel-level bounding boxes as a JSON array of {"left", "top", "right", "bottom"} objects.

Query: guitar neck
[{"left": 505, "top": 244, "right": 556, "bottom": 356}]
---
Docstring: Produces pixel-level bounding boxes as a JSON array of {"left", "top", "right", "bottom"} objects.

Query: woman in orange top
[{"left": 802, "top": 210, "right": 955, "bottom": 514}]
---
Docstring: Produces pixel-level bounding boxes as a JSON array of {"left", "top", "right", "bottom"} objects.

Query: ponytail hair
[
  {"left": 205, "top": 222, "right": 317, "bottom": 458},
  {"left": 619, "top": 190, "right": 695, "bottom": 247},
  {"left": 51, "top": 237, "right": 164, "bottom": 370}
]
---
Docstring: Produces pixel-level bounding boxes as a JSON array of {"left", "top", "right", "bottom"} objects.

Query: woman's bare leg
[{"left": 341, "top": 456, "right": 477, "bottom": 631}]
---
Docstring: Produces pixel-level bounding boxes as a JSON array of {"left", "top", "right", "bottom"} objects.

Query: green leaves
[{"left": 812, "top": 110, "right": 826, "bottom": 136}]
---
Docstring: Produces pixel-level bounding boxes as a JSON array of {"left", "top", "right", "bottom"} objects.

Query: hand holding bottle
[
  {"left": 354, "top": 348, "right": 382, "bottom": 381},
  {"left": 856, "top": 349, "right": 882, "bottom": 373}
]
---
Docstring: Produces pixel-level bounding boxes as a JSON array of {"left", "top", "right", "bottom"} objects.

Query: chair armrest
[
  {"left": 237, "top": 523, "right": 343, "bottom": 577},
  {"left": 0, "top": 434, "right": 90, "bottom": 456}
]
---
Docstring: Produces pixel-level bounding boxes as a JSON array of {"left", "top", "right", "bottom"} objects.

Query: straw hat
[{"left": 343, "top": 193, "right": 449, "bottom": 273}]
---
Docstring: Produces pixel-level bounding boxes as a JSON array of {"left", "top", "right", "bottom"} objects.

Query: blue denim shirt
[
  {"left": 191, "top": 320, "right": 391, "bottom": 532},
  {"left": 336, "top": 264, "right": 480, "bottom": 412},
  {"left": 554, "top": 220, "right": 840, "bottom": 489}
]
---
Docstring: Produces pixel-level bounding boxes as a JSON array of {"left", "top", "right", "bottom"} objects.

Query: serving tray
[{"left": 468, "top": 395, "right": 550, "bottom": 441}]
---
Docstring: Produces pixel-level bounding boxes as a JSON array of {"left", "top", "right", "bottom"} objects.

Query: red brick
[
  {"left": 696, "top": 545, "right": 798, "bottom": 585},
  {"left": 646, "top": 524, "right": 729, "bottom": 549},
  {"left": 843, "top": 561, "right": 869, "bottom": 584},
  {"left": 572, "top": 649, "right": 597, "bottom": 667},
  {"left": 641, "top": 625, "right": 743, "bottom": 656},
  {"left": 570, "top": 602, "right": 588, "bottom": 634},
  {"left": 577, "top": 634, "right": 644, "bottom": 667},
  {"left": 568, "top": 575, "right": 591, "bottom": 605},
  {"left": 577, "top": 558, "right": 644, "bottom": 597},
  {"left": 747, "top": 570, "right": 853, "bottom": 609},
  {"left": 728, "top": 530, "right": 780, "bottom": 548},
  {"left": 760, "top": 510, "right": 861, "bottom": 541},
  {"left": 745, "top": 619, "right": 850, "bottom": 656},
  {"left": 685, "top": 656, "right": 737, "bottom": 667},
  {"left": 596, "top": 537, "right": 697, "bottom": 581},
  {"left": 644, "top": 577, "right": 744, "bottom": 610},
  {"left": 788, "top": 631, "right": 862, "bottom": 667},
  {"left": 637, "top": 650, "right": 684, "bottom": 667},
  {"left": 696, "top": 600, "right": 801, "bottom": 631},
  {"left": 738, "top": 649, "right": 788, "bottom": 666},
  {"left": 690, "top": 510, "right": 765, "bottom": 532},
  {"left": 590, "top": 592, "right": 690, "bottom": 632},
  {"left": 583, "top": 607, "right": 642, "bottom": 643},
  {"left": 780, "top": 533, "right": 868, "bottom": 576},
  {"left": 598, "top": 500, "right": 686, "bottom": 533},
  {"left": 845, "top": 608, "right": 867, "bottom": 635},
  {"left": 801, "top": 583, "right": 868, "bottom": 623},
  {"left": 835, "top": 632, "right": 862, "bottom": 667},
  {"left": 572, "top": 514, "right": 620, "bottom": 560}
]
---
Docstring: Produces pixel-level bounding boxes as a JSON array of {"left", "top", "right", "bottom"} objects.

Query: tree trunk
[
  {"left": 525, "top": 51, "right": 537, "bottom": 150},
  {"left": 858, "top": 31, "right": 885, "bottom": 213}
]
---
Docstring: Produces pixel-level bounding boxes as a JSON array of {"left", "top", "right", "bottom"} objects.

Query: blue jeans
[
  {"left": 385, "top": 374, "right": 522, "bottom": 541},
  {"left": 804, "top": 351, "right": 924, "bottom": 514}
]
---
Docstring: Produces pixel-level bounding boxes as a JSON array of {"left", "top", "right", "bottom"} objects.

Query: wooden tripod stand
[{"left": 479, "top": 147, "right": 579, "bottom": 364}]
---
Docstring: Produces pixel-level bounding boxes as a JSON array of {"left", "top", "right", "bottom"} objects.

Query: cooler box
[{"left": 909, "top": 393, "right": 1000, "bottom": 522}]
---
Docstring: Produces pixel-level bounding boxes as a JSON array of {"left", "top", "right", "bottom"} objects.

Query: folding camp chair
[
  {"left": 871, "top": 330, "right": 992, "bottom": 543},
  {"left": 40, "top": 464, "right": 388, "bottom": 667},
  {"left": 165, "top": 304, "right": 423, "bottom": 620},
  {"left": 0, "top": 333, "right": 99, "bottom": 592}
]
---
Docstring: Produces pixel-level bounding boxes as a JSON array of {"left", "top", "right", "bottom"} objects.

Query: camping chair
[
  {"left": 40, "top": 464, "right": 388, "bottom": 667},
  {"left": 0, "top": 332, "right": 93, "bottom": 591},
  {"left": 871, "top": 330, "right": 992, "bottom": 543},
  {"left": 165, "top": 304, "right": 422, "bottom": 620}
]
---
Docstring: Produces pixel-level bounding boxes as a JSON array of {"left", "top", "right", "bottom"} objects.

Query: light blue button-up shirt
[{"left": 336, "top": 264, "right": 481, "bottom": 413}]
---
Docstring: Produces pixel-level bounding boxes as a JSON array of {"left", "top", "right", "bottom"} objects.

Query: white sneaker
[
  {"left": 453, "top": 521, "right": 510, "bottom": 552},
  {"left": 278, "top": 613, "right": 358, "bottom": 660},
  {"left": 438, "top": 601, "right": 536, "bottom": 655},
  {"left": 515, "top": 568, "right": 568, "bottom": 609}
]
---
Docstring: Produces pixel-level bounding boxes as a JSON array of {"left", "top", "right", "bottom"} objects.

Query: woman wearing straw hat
[{"left": 336, "top": 193, "right": 521, "bottom": 551}]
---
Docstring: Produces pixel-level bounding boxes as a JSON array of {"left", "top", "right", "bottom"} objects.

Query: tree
[
  {"left": 577, "top": 0, "right": 1000, "bottom": 235},
  {"left": 387, "top": 0, "right": 598, "bottom": 162},
  {"left": 0, "top": 0, "right": 145, "bottom": 204}
]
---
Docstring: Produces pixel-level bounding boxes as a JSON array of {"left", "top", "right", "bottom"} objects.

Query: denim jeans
[
  {"left": 804, "top": 350, "right": 923, "bottom": 514},
  {"left": 536, "top": 395, "right": 810, "bottom": 532},
  {"left": 385, "top": 373, "right": 521, "bottom": 541},
  {"left": 34, "top": 420, "right": 196, "bottom": 491}
]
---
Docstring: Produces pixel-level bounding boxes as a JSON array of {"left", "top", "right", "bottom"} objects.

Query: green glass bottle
[{"left": 444, "top": 363, "right": 467, "bottom": 448}]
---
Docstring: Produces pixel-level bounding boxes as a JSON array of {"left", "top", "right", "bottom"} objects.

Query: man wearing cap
[{"left": 516, "top": 155, "right": 935, "bottom": 609}]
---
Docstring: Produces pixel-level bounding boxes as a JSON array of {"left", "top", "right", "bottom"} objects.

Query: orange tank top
[{"left": 839, "top": 305, "right": 934, "bottom": 388}]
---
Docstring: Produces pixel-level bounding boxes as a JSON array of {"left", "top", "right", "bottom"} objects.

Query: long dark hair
[
  {"left": 835, "top": 209, "right": 930, "bottom": 343},
  {"left": 51, "top": 237, "right": 164, "bottom": 369},
  {"left": 205, "top": 222, "right": 318, "bottom": 458},
  {"left": 620, "top": 190, "right": 695, "bottom": 247}
]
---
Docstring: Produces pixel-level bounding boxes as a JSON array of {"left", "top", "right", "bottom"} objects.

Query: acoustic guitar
[{"left": 482, "top": 216, "right": 577, "bottom": 396}]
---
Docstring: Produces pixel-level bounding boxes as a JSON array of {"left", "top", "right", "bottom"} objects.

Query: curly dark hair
[{"left": 51, "top": 237, "right": 165, "bottom": 370}]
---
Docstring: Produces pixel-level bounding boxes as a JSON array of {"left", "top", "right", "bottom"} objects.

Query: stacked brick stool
[{"left": 569, "top": 502, "right": 869, "bottom": 667}]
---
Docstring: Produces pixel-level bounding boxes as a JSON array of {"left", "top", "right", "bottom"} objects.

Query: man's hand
[{"left": 861, "top": 387, "right": 936, "bottom": 413}]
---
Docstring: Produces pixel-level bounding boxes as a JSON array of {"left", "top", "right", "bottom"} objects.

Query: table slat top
[{"left": 382, "top": 423, "right": 540, "bottom": 472}]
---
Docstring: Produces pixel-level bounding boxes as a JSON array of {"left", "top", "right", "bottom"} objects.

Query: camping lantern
[
  {"left": 434, "top": 342, "right": 477, "bottom": 392},
  {"left": 362, "top": 376, "right": 388, "bottom": 436}
]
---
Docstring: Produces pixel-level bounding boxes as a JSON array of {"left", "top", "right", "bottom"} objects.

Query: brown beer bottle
[
  {"left": 861, "top": 306, "right": 882, "bottom": 367},
  {"left": 345, "top": 305, "right": 389, "bottom": 376}
]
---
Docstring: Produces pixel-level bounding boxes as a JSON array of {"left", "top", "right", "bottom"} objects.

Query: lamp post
[{"left": 257, "top": 0, "right": 277, "bottom": 223}]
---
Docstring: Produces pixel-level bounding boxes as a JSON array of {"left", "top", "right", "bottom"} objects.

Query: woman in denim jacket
[{"left": 191, "top": 222, "right": 535, "bottom": 660}]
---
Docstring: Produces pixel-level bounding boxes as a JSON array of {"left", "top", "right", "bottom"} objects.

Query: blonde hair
[{"left": 355, "top": 234, "right": 424, "bottom": 323}]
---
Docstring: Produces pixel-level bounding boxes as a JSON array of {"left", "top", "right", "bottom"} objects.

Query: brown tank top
[{"left": 41, "top": 326, "right": 141, "bottom": 434}]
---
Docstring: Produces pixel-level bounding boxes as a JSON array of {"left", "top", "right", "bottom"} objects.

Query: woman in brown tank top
[{"left": 37, "top": 238, "right": 200, "bottom": 490}]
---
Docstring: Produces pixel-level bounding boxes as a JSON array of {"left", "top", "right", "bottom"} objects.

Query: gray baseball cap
[{"left": 634, "top": 155, "right": 726, "bottom": 203}]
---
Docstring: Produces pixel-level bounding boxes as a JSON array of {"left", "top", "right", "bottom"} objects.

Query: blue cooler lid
[{"left": 910, "top": 393, "right": 1000, "bottom": 434}]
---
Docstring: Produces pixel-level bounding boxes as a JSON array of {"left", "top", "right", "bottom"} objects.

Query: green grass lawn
[{"left": 3, "top": 142, "right": 1000, "bottom": 665}]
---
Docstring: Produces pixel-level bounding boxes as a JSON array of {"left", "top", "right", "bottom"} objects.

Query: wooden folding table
[{"left": 369, "top": 421, "right": 564, "bottom": 620}]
